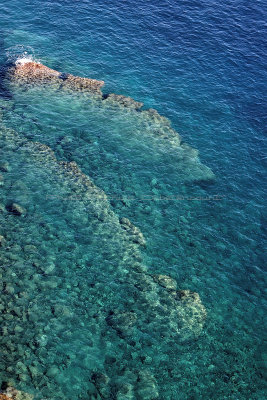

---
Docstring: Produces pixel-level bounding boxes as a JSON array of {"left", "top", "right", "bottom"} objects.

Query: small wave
[
  {"left": 6, "top": 44, "right": 37, "bottom": 64},
  {"left": 15, "top": 57, "right": 34, "bottom": 65}
]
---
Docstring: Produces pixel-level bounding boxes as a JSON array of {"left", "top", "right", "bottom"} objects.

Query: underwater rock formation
[
  {"left": 0, "top": 395, "right": 9, "bottom": 400},
  {"left": 0, "top": 235, "right": 5, "bottom": 246},
  {"left": 0, "top": 161, "right": 10, "bottom": 172},
  {"left": 5, "top": 59, "right": 215, "bottom": 183},
  {"left": 152, "top": 274, "right": 177, "bottom": 290},
  {"left": 0, "top": 386, "right": 33, "bottom": 400},
  {"left": 0, "top": 121, "right": 207, "bottom": 399},
  {"left": 103, "top": 93, "right": 144, "bottom": 110},
  {"left": 136, "top": 370, "right": 159, "bottom": 400},
  {"left": 119, "top": 217, "right": 146, "bottom": 246},
  {"left": 5, "top": 203, "right": 26, "bottom": 217}
]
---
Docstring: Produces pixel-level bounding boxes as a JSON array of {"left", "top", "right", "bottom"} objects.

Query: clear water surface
[{"left": 0, "top": 1, "right": 266, "bottom": 399}]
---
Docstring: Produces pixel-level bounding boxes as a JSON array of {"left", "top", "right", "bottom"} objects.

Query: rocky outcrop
[
  {"left": 7, "top": 60, "right": 104, "bottom": 94},
  {"left": 0, "top": 386, "right": 33, "bottom": 400},
  {"left": 0, "top": 395, "right": 10, "bottom": 400}
]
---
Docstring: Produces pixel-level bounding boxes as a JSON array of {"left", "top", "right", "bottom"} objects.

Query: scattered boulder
[
  {"left": 23, "top": 245, "right": 37, "bottom": 254},
  {"left": 0, "top": 235, "right": 5, "bottom": 247},
  {"left": 40, "top": 262, "right": 55, "bottom": 275},
  {"left": 1, "top": 386, "right": 33, "bottom": 400},
  {"left": 0, "top": 395, "right": 11, "bottom": 400},
  {"left": 119, "top": 217, "right": 146, "bottom": 246},
  {"left": 116, "top": 383, "right": 134, "bottom": 399},
  {"left": 46, "top": 365, "right": 59, "bottom": 378},
  {"left": 6, "top": 203, "right": 26, "bottom": 216},
  {"left": 91, "top": 372, "right": 110, "bottom": 399},
  {"left": 53, "top": 304, "right": 72, "bottom": 318},
  {"left": 0, "top": 162, "right": 10, "bottom": 172},
  {"left": 169, "top": 290, "right": 207, "bottom": 341},
  {"left": 136, "top": 370, "right": 159, "bottom": 399},
  {"left": 106, "top": 311, "right": 137, "bottom": 336},
  {"left": 133, "top": 274, "right": 154, "bottom": 292},
  {"left": 152, "top": 274, "right": 177, "bottom": 291}
]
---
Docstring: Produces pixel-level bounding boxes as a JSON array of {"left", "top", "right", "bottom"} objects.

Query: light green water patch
[
  {"left": 4, "top": 80, "right": 214, "bottom": 182},
  {"left": 0, "top": 88, "right": 218, "bottom": 282},
  {"left": 0, "top": 86, "right": 258, "bottom": 287},
  {"left": 0, "top": 123, "right": 211, "bottom": 399},
  {"left": 0, "top": 82, "right": 266, "bottom": 399}
]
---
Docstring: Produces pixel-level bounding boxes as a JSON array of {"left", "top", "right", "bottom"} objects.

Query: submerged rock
[
  {"left": 0, "top": 235, "right": 5, "bottom": 247},
  {"left": 40, "top": 262, "right": 55, "bottom": 275},
  {"left": 45, "top": 365, "right": 59, "bottom": 378},
  {"left": 170, "top": 289, "right": 207, "bottom": 340},
  {"left": 91, "top": 372, "right": 110, "bottom": 399},
  {"left": 103, "top": 93, "right": 144, "bottom": 110},
  {"left": 0, "top": 121, "right": 208, "bottom": 399},
  {"left": 106, "top": 311, "right": 137, "bottom": 336},
  {"left": 5, "top": 203, "right": 26, "bottom": 216},
  {"left": 136, "top": 370, "right": 159, "bottom": 399},
  {"left": 143, "top": 108, "right": 172, "bottom": 127},
  {"left": 0, "top": 161, "right": 10, "bottom": 172},
  {"left": 116, "top": 383, "right": 135, "bottom": 400},
  {"left": 152, "top": 274, "right": 177, "bottom": 291},
  {"left": 0, "top": 386, "right": 33, "bottom": 400},
  {"left": 119, "top": 217, "right": 146, "bottom": 246}
]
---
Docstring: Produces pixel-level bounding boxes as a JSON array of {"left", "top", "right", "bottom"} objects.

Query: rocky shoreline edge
[{"left": 5, "top": 59, "right": 215, "bottom": 183}]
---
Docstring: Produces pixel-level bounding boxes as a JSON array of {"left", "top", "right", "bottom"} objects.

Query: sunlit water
[{"left": 0, "top": 1, "right": 266, "bottom": 399}]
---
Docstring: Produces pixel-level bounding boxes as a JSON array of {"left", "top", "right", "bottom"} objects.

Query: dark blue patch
[{"left": 58, "top": 72, "right": 69, "bottom": 81}]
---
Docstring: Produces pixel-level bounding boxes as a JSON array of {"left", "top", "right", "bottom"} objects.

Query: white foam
[{"left": 15, "top": 57, "right": 34, "bottom": 66}]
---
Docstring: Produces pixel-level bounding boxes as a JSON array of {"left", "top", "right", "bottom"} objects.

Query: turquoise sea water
[{"left": 0, "top": 1, "right": 266, "bottom": 399}]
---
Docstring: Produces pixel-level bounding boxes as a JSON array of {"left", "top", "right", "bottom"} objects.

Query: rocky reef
[
  {"left": 0, "top": 386, "right": 33, "bottom": 400},
  {"left": 0, "top": 121, "right": 207, "bottom": 399},
  {"left": 5, "top": 59, "right": 215, "bottom": 183}
]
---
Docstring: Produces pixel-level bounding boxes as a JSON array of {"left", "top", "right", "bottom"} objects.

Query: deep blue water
[{"left": 0, "top": 1, "right": 266, "bottom": 399}]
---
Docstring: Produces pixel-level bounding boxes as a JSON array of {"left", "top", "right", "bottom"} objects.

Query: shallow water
[{"left": 0, "top": 1, "right": 266, "bottom": 399}]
